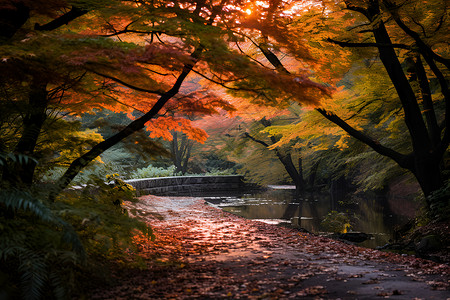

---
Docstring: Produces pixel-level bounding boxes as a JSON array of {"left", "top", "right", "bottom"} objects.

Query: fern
[
  {"left": 0, "top": 175, "right": 154, "bottom": 299},
  {"left": 18, "top": 250, "right": 47, "bottom": 300},
  {"left": 49, "top": 270, "right": 68, "bottom": 300},
  {"left": 0, "top": 188, "right": 85, "bottom": 300},
  {"left": 0, "top": 189, "right": 85, "bottom": 257},
  {"left": 0, "top": 152, "right": 38, "bottom": 167}
]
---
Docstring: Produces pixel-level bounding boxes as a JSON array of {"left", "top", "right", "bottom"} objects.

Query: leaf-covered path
[{"left": 91, "top": 196, "right": 450, "bottom": 299}]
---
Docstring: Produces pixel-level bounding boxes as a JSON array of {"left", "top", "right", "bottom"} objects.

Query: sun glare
[{"left": 245, "top": 8, "right": 252, "bottom": 15}]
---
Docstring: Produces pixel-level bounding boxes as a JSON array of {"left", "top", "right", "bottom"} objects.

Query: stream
[{"left": 204, "top": 185, "right": 418, "bottom": 249}]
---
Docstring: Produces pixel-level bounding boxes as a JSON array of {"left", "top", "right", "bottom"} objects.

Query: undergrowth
[{"left": 0, "top": 173, "right": 154, "bottom": 299}]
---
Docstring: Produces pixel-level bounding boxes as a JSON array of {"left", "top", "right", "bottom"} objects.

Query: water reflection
[{"left": 204, "top": 186, "right": 413, "bottom": 248}]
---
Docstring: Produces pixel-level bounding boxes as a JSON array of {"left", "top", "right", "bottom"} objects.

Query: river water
[{"left": 204, "top": 185, "right": 417, "bottom": 249}]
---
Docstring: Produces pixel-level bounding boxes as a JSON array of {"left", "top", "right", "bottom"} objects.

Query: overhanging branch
[
  {"left": 89, "top": 69, "right": 165, "bottom": 95},
  {"left": 50, "top": 46, "right": 203, "bottom": 201},
  {"left": 327, "top": 38, "right": 411, "bottom": 50},
  {"left": 35, "top": 6, "right": 88, "bottom": 31},
  {"left": 316, "top": 108, "right": 412, "bottom": 169}
]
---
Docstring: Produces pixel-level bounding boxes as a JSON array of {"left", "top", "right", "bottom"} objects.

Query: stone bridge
[{"left": 125, "top": 175, "right": 246, "bottom": 196}]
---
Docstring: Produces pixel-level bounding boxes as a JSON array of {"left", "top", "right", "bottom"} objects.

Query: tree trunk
[
  {"left": 243, "top": 131, "right": 305, "bottom": 191},
  {"left": 366, "top": 2, "right": 445, "bottom": 206},
  {"left": 413, "top": 55, "right": 441, "bottom": 147},
  {"left": 0, "top": 3, "right": 29, "bottom": 40},
  {"left": 171, "top": 131, "right": 182, "bottom": 173},
  {"left": 413, "top": 156, "right": 443, "bottom": 199},
  {"left": 171, "top": 131, "right": 193, "bottom": 175},
  {"left": 2, "top": 79, "right": 48, "bottom": 185},
  {"left": 275, "top": 151, "right": 305, "bottom": 192},
  {"left": 181, "top": 137, "right": 192, "bottom": 175},
  {"left": 308, "top": 160, "right": 320, "bottom": 188}
]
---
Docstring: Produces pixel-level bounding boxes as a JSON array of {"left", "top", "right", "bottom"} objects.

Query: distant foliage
[
  {"left": 41, "top": 163, "right": 120, "bottom": 185},
  {"left": 129, "top": 164, "right": 236, "bottom": 179},
  {"left": 130, "top": 165, "right": 178, "bottom": 179},
  {"left": 203, "top": 168, "right": 235, "bottom": 176},
  {"left": 320, "top": 211, "right": 351, "bottom": 233}
]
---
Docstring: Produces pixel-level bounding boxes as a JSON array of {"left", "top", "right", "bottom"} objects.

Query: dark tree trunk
[
  {"left": 171, "top": 131, "right": 193, "bottom": 175},
  {"left": 171, "top": 131, "right": 182, "bottom": 173},
  {"left": 413, "top": 55, "right": 441, "bottom": 147},
  {"left": 181, "top": 138, "right": 192, "bottom": 174},
  {"left": 2, "top": 79, "right": 48, "bottom": 185},
  {"left": 365, "top": 1, "right": 445, "bottom": 203},
  {"left": 413, "top": 155, "right": 443, "bottom": 199},
  {"left": 308, "top": 160, "right": 320, "bottom": 188},
  {"left": 276, "top": 151, "right": 305, "bottom": 192},
  {"left": 243, "top": 131, "right": 305, "bottom": 192},
  {"left": 0, "top": 3, "right": 29, "bottom": 40},
  {"left": 255, "top": 0, "right": 448, "bottom": 215}
]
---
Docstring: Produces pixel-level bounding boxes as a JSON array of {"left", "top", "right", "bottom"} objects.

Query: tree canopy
[{"left": 0, "top": 0, "right": 449, "bottom": 297}]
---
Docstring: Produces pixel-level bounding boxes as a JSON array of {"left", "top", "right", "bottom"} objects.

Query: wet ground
[{"left": 90, "top": 195, "right": 450, "bottom": 299}]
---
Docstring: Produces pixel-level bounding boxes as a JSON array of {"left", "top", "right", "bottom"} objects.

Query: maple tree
[{"left": 0, "top": 0, "right": 329, "bottom": 200}]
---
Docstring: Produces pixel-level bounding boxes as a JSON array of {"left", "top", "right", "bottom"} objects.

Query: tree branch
[
  {"left": 50, "top": 46, "right": 203, "bottom": 201},
  {"left": 243, "top": 132, "right": 270, "bottom": 148},
  {"left": 316, "top": 108, "right": 412, "bottom": 169},
  {"left": 327, "top": 38, "right": 411, "bottom": 50},
  {"left": 35, "top": 6, "right": 88, "bottom": 31},
  {"left": 384, "top": 0, "right": 450, "bottom": 70},
  {"left": 88, "top": 69, "right": 165, "bottom": 95}
]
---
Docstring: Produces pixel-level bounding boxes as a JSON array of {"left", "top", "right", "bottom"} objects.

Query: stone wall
[{"left": 125, "top": 175, "right": 245, "bottom": 196}]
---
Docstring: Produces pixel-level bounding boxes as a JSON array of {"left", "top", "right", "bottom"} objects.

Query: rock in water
[{"left": 339, "top": 232, "right": 372, "bottom": 243}]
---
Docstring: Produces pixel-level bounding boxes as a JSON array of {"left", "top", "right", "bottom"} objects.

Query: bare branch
[
  {"left": 35, "top": 6, "right": 88, "bottom": 31},
  {"left": 327, "top": 38, "right": 411, "bottom": 50},
  {"left": 88, "top": 69, "right": 165, "bottom": 95}
]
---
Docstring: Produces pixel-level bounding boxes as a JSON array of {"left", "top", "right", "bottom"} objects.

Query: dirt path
[{"left": 91, "top": 196, "right": 450, "bottom": 299}]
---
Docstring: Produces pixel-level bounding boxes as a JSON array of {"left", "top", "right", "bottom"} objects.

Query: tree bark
[
  {"left": 34, "top": 6, "right": 88, "bottom": 31},
  {"left": 413, "top": 55, "right": 441, "bottom": 147},
  {"left": 2, "top": 78, "right": 48, "bottom": 185},
  {"left": 364, "top": 0, "right": 444, "bottom": 199},
  {"left": 171, "top": 131, "right": 193, "bottom": 175}
]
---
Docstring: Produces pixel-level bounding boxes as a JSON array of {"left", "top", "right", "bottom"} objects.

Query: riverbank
[{"left": 89, "top": 195, "right": 450, "bottom": 299}]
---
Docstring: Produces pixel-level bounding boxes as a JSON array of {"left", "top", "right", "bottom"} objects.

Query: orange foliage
[{"left": 144, "top": 116, "right": 208, "bottom": 143}]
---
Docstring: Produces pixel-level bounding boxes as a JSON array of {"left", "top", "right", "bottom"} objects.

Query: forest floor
[{"left": 89, "top": 195, "right": 450, "bottom": 299}]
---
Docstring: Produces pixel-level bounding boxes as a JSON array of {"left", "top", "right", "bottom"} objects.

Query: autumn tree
[
  {"left": 222, "top": 0, "right": 448, "bottom": 216},
  {"left": 242, "top": 116, "right": 306, "bottom": 192},
  {"left": 312, "top": 0, "right": 449, "bottom": 214},
  {"left": 0, "top": 0, "right": 331, "bottom": 203}
]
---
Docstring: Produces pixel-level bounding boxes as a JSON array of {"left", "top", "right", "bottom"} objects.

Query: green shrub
[
  {"left": 56, "top": 174, "right": 153, "bottom": 262},
  {"left": 320, "top": 211, "right": 351, "bottom": 233},
  {"left": 130, "top": 164, "right": 178, "bottom": 178},
  {"left": 204, "top": 168, "right": 235, "bottom": 176}
]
